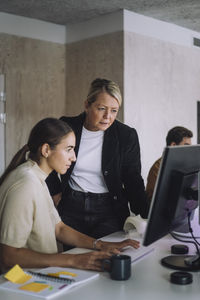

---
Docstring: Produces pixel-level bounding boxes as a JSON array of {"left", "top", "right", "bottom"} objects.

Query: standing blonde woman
[
  {"left": 47, "top": 79, "right": 149, "bottom": 248},
  {"left": 0, "top": 118, "right": 140, "bottom": 273}
]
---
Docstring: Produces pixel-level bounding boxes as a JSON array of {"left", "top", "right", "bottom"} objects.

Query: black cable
[
  {"left": 170, "top": 231, "right": 200, "bottom": 255},
  {"left": 187, "top": 212, "right": 200, "bottom": 247},
  {"left": 170, "top": 211, "right": 200, "bottom": 255}
]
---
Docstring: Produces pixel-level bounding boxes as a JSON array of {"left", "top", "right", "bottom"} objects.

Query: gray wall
[
  {"left": 0, "top": 31, "right": 124, "bottom": 165},
  {"left": 65, "top": 32, "right": 124, "bottom": 121},
  {"left": 124, "top": 31, "right": 200, "bottom": 181},
  {"left": 0, "top": 33, "right": 66, "bottom": 164},
  {"left": 1, "top": 11, "right": 200, "bottom": 185}
]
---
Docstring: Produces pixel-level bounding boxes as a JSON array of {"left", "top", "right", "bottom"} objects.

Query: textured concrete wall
[
  {"left": 0, "top": 31, "right": 124, "bottom": 166},
  {"left": 2, "top": 25, "right": 200, "bottom": 185},
  {"left": 124, "top": 31, "right": 200, "bottom": 182},
  {"left": 0, "top": 33, "right": 66, "bottom": 164},
  {"left": 65, "top": 32, "right": 124, "bottom": 121}
]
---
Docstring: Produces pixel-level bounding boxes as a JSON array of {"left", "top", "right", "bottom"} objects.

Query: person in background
[
  {"left": 0, "top": 118, "right": 140, "bottom": 273},
  {"left": 146, "top": 126, "right": 193, "bottom": 202},
  {"left": 46, "top": 78, "right": 149, "bottom": 248}
]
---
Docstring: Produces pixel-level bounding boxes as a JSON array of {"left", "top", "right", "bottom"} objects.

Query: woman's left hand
[{"left": 95, "top": 239, "right": 140, "bottom": 254}]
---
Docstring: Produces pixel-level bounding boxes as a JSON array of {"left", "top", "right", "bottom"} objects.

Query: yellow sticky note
[
  {"left": 48, "top": 271, "right": 77, "bottom": 277},
  {"left": 4, "top": 264, "right": 32, "bottom": 284},
  {"left": 19, "top": 282, "right": 49, "bottom": 293}
]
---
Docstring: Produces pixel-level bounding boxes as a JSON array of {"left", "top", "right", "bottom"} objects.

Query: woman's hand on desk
[
  {"left": 95, "top": 239, "right": 140, "bottom": 253},
  {"left": 68, "top": 251, "right": 112, "bottom": 271},
  {"left": 0, "top": 243, "right": 111, "bottom": 273},
  {"left": 67, "top": 239, "right": 140, "bottom": 271}
]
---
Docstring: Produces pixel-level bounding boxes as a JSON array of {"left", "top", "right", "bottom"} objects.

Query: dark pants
[{"left": 58, "top": 188, "right": 121, "bottom": 250}]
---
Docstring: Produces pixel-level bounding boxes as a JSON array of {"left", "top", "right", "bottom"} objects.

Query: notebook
[{"left": 0, "top": 264, "right": 99, "bottom": 299}]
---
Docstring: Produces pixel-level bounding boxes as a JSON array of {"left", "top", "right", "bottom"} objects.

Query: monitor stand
[{"left": 161, "top": 254, "right": 200, "bottom": 271}]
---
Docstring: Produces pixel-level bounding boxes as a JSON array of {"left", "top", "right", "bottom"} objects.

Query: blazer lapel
[
  {"left": 61, "top": 113, "right": 85, "bottom": 182},
  {"left": 73, "top": 118, "right": 84, "bottom": 157},
  {"left": 102, "top": 123, "right": 119, "bottom": 171}
]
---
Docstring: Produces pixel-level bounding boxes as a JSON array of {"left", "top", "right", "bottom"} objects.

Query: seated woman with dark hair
[{"left": 0, "top": 117, "right": 139, "bottom": 273}]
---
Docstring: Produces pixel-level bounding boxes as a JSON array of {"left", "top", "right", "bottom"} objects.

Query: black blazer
[{"left": 46, "top": 113, "right": 149, "bottom": 225}]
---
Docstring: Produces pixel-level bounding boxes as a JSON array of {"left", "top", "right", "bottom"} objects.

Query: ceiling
[{"left": 0, "top": 0, "right": 200, "bottom": 33}]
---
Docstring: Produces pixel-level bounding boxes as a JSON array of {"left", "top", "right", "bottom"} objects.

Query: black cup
[{"left": 103, "top": 254, "right": 131, "bottom": 281}]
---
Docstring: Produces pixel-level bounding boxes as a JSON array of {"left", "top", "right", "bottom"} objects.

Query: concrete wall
[
  {"left": 65, "top": 32, "right": 124, "bottom": 121},
  {"left": 1, "top": 10, "right": 200, "bottom": 183},
  {"left": 0, "top": 33, "right": 66, "bottom": 164},
  {"left": 124, "top": 31, "right": 200, "bottom": 182},
  {"left": 0, "top": 12, "right": 125, "bottom": 169}
]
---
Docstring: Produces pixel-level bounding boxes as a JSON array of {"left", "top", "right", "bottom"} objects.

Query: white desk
[{"left": 0, "top": 233, "right": 199, "bottom": 300}]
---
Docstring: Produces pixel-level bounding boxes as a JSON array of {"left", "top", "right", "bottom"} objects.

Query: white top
[
  {"left": 69, "top": 126, "right": 108, "bottom": 193},
  {"left": 0, "top": 160, "right": 61, "bottom": 254}
]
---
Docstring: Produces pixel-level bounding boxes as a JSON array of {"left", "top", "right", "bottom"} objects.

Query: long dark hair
[{"left": 0, "top": 118, "right": 73, "bottom": 186}]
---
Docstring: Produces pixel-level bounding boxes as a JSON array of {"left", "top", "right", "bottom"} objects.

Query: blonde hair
[{"left": 86, "top": 78, "right": 122, "bottom": 106}]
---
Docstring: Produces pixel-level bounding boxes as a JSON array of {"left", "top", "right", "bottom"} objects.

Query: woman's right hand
[{"left": 69, "top": 251, "right": 112, "bottom": 271}]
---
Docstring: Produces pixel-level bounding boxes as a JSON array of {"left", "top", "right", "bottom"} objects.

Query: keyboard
[{"left": 101, "top": 231, "right": 154, "bottom": 263}]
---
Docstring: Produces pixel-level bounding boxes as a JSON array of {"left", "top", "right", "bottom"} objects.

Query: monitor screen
[{"left": 143, "top": 145, "right": 200, "bottom": 271}]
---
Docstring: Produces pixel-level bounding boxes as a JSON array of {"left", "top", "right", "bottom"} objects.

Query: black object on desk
[
  {"left": 171, "top": 244, "right": 189, "bottom": 255},
  {"left": 103, "top": 254, "right": 131, "bottom": 281},
  {"left": 170, "top": 271, "right": 193, "bottom": 285}
]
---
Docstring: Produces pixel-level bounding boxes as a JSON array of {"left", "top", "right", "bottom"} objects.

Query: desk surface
[{"left": 0, "top": 233, "right": 199, "bottom": 300}]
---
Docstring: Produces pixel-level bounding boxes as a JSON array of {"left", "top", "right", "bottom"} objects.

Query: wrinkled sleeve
[{"left": 0, "top": 179, "right": 34, "bottom": 248}]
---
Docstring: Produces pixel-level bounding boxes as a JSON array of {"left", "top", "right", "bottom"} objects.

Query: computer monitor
[{"left": 143, "top": 145, "right": 200, "bottom": 271}]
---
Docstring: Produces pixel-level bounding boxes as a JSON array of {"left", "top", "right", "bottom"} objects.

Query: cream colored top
[{"left": 0, "top": 160, "right": 61, "bottom": 253}]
